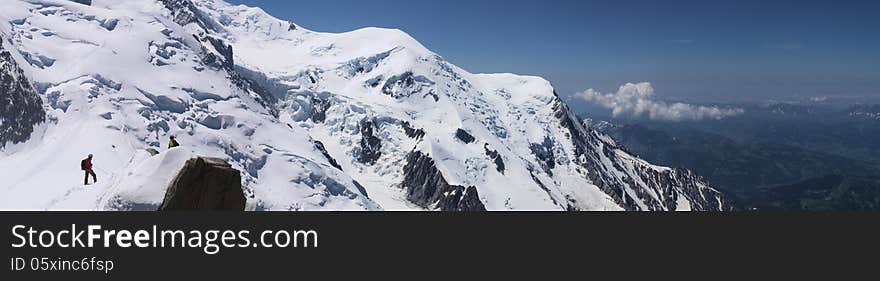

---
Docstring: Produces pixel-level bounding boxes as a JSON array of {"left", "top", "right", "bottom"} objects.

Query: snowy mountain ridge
[{"left": 0, "top": 0, "right": 729, "bottom": 211}]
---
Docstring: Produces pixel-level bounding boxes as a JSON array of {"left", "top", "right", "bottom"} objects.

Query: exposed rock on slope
[
  {"left": 0, "top": 35, "right": 45, "bottom": 148},
  {"left": 159, "top": 157, "right": 245, "bottom": 210},
  {"left": 403, "top": 151, "right": 486, "bottom": 211}
]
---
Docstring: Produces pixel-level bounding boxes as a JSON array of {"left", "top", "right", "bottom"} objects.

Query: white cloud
[{"left": 576, "top": 82, "right": 744, "bottom": 121}]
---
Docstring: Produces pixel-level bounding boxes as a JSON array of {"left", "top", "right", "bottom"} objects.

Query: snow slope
[
  {"left": 0, "top": 0, "right": 729, "bottom": 211},
  {"left": 0, "top": 0, "right": 378, "bottom": 210}
]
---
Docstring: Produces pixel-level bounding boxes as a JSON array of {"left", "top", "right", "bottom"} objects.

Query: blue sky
[{"left": 226, "top": 0, "right": 879, "bottom": 109}]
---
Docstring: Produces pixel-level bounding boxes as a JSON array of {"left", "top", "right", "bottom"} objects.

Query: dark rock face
[
  {"left": 351, "top": 180, "right": 369, "bottom": 198},
  {"left": 484, "top": 144, "right": 505, "bottom": 174},
  {"left": 357, "top": 119, "right": 382, "bottom": 165},
  {"left": 381, "top": 71, "right": 435, "bottom": 100},
  {"left": 402, "top": 151, "right": 486, "bottom": 211},
  {"left": 314, "top": 141, "right": 342, "bottom": 171},
  {"left": 1, "top": 36, "right": 45, "bottom": 148},
  {"left": 401, "top": 121, "right": 425, "bottom": 139},
  {"left": 310, "top": 96, "right": 331, "bottom": 123},
  {"left": 529, "top": 136, "right": 556, "bottom": 176},
  {"left": 160, "top": 0, "right": 217, "bottom": 33},
  {"left": 159, "top": 157, "right": 245, "bottom": 211},
  {"left": 200, "top": 35, "right": 234, "bottom": 71},
  {"left": 455, "top": 128, "right": 475, "bottom": 144},
  {"left": 70, "top": 0, "right": 91, "bottom": 5}
]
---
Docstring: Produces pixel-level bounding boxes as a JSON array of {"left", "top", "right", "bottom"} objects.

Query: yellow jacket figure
[{"left": 168, "top": 136, "right": 180, "bottom": 149}]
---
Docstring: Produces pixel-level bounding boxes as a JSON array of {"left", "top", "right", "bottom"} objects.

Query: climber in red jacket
[{"left": 81, "top": 154, "right": 97, "bottom": 185}]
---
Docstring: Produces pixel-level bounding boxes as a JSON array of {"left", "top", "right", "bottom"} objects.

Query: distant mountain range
[{"left": 583, "top": 102, "right": 880, "bottom": 210}]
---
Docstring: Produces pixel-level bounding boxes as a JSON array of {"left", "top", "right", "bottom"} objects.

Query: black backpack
[{"left": 80, "top": 159, "right": 87, "bottom": 171}]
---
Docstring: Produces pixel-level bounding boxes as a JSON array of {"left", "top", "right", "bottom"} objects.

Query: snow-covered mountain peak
[{"left": 0, "top": 0, "right": 729, "bottom": 211}]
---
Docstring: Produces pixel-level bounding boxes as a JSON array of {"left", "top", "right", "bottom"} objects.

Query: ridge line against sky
[{"left": 224, "top": 0, "right": 880, "bottom": 109}]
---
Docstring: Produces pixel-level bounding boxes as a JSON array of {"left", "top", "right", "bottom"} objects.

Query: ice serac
[
  {"left": 185, "top": 0, "right": 730, "bottom": 211},
  {"left": 0, "top": 35, "right": 45, "bottom": 148}
]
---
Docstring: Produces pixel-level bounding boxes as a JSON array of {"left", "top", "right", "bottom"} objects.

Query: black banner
[{"left": 2, "top": 212, "right": 878, "bottom": 279}]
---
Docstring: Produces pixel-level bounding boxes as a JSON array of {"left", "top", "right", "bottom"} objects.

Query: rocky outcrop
[
  {"left": 160, "top": 0, "right": 218, "bottom": 33},
  {"left": 309, "top": 96, "right": 331, "bottom": 123},
  {"left": 455, "top": 129, "right": 475, "bottom": 144},
  {"left": 381, "top": 72, "right": 436, "bottom": 100},
  {"left": 484, "top": 144, "right": 505, "bottom": 174},
  {"left": 1, "top": 35, "right": 45, "bottom": 148},
  {"left": 401, "top": 121, "right": 425, "bottom": 139},
  {"left": 402, "top": 151, "right": 486, "bottom": 211},
  {"left": 315, "top": 140, "right": 342, "bottom": 171},
  {"left": 159, "top": 157, "right": 245, "bottom": 210},
  {"left": 357, "top": 119, "right": 382, "bottom": 165},
  {"left": 529, "top": 136, "right": 557, "bottom": 177}
]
